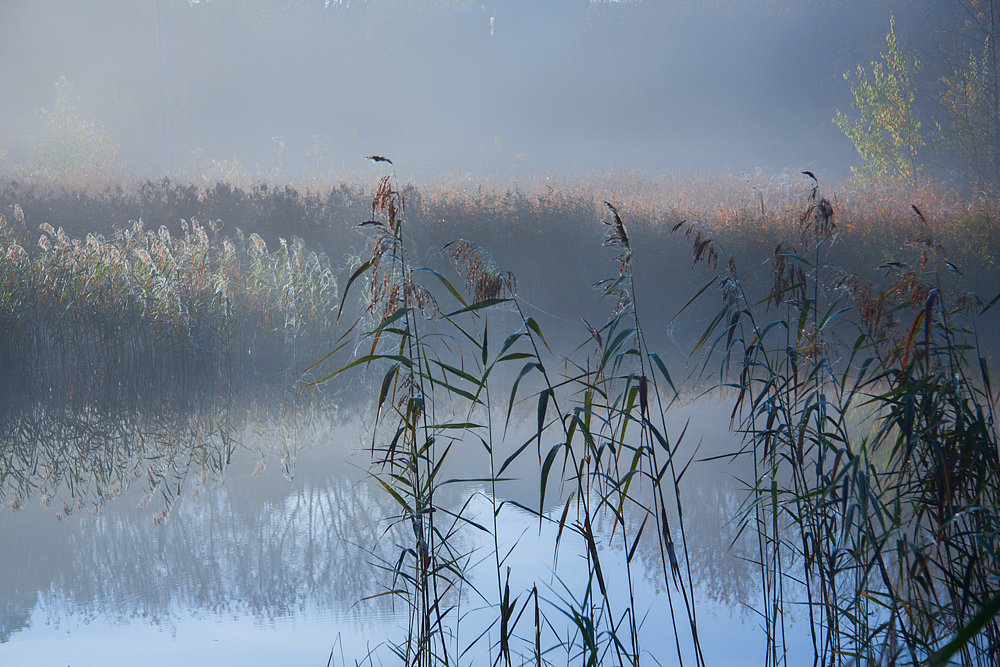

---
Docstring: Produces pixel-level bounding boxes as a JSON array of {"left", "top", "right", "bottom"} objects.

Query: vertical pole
[
  {"left": 990, "top": 0, "right": 1000, "bottom": 180},
  {"left": 154, "top": 0, "right": 172, "bottom": 173}
]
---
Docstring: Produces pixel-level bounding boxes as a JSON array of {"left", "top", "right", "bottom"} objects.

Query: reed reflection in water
[
  {"left": 0, "top": 389, "right": 406, "bottom": 661},
  {"left": 0, "top": 365, "right": 799, "bottom": 665}
]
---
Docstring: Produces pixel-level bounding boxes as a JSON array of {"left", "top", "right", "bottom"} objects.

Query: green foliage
[
  {"left": 836, "top": 16, "right": 924, "bottom": 184},
  {"left": 940, "top": 40, "right": 997, "bottom": 179},
  {"left": 33, "top": 76, "right": 119, "bottom": 181}
]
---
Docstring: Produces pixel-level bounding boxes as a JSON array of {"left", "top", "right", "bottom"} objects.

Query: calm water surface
[{"left": 0, "top": 391, "right": 812, "bottom": 666}]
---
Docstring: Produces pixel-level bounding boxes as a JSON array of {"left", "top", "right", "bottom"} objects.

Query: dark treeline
[{"left": 0, "top": 177, "right": 367, "bottom": 255}]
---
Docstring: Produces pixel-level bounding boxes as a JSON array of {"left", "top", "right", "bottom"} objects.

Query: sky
[{"left": 0, "top": 0, "right": 897, "bottom": 183}]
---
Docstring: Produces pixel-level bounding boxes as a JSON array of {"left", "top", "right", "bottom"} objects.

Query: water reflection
[
  {"left": 0, "top": 401, "right": 397, "bottom": 643},
  {"left": 0, "top": 380, "right": 790, "bottom": 663}
]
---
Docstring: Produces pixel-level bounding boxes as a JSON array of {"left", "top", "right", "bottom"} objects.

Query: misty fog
[
  {"left": 4, "top": 2, "right": 1000, "bottom": 665},
  {"left": 1, "top": 0, "right": 899, "bottom": 183}
]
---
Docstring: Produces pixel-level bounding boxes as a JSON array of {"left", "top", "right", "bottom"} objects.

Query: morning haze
[
  {"left": 2, "top": 2, "right": 999, "bottom": 666},
  {"left": 1, "top": 0, "right": 886, "bottom": 182}
]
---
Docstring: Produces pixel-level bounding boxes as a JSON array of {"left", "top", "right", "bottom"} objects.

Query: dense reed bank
[
  {"left": 4, "top": 172, "right": 996, "bottom": 348},
  {"left": 310, "top": 170, "right": 999, "bottom": 665},
  {"left": 0, "top": 200, "right": 341, "bottom": 405},
  {"left": 2, "top": 170, "right": 998, "bottom": 663}
]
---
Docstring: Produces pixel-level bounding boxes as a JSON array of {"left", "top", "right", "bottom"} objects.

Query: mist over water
[
  {"left": 0, "top": 0, "right": 888, "bottom": 183},
  {"left": 3, "top": 2, "right": 999, "bottom": 665}
]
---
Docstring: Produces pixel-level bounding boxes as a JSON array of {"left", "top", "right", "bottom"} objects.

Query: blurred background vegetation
[{"left": 1, "top": 0, "right": 998, "bottom": 188}]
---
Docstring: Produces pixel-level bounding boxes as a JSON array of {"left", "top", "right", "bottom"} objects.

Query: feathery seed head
[
  {"left": 446, "top": 239, "right": 517, "bottom": 301},
  {"left": 249, "top": 233, "right": 266, "bottom": 258},
  {"left": 602, "top": 201, "right": 632, "bottom": 275}
]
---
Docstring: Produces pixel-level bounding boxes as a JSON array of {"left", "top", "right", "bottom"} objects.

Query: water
[{"left": 0, "top": 390, "right": 812, "bottom": 665}]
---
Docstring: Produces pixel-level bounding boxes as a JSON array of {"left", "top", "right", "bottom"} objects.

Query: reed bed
[
  {"left": 2, "top": 169, "right": 998, "bottom": 664},
  {"left": 315, "top": 174, "right": 715, "bottom": 666},
  {"left": 0, "top": 198, "right": 341, "bottom": 516},
  {"left": 8, "top": 171, "right": 996, "bottom": 372},
  {"left": 674, "top": 178, "right": 1000, "bottom": 665},
  {"left": 3, "top": 173, "right": 996, "bottom": 297},
  {"left": 0, "top": 205, "right": 339, "bottom": 401},
  {"left": 314, "top": 169, "right": 998, "bottom": 665}
]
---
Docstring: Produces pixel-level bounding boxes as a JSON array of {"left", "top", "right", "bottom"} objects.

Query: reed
[
  {"left": 315, "top": 168, "right": 998, "bottom": 665},
  {"left": 4, "top": 173, "right": 996, "bottom": 320},
  {"left": 2, "top": 168, "right": 997, "bottom": 663},
  {"left": 316, "top": 171, "right": 708, "bottom": 665},
  {"left": 678, "top": 175, "right": 1000, "bottom": 665},
  {"left": 0, "top": 206, "right": 340, "bottom": 406}
]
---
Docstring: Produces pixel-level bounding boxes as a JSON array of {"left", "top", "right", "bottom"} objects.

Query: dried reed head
[
  {"left": 842, "top": 274, "right": 896, "bottom": 341},
  {"left": 446, "top": 239, "right": 517, "bottom": 302},
  {"left": 769, "top": 243, "right": 807, "bottom": 308},
  {"left": 406, "top": 281, "right": 439, "bottom": 319},
  {"left": 593, "top": 276, "right": 633, "bottom": 316},
  {"left": 248, "top": 233, "right": 267, "bottom": 258},
  {"left": 671, "top": 219, "right": 720, "bottom": 271},
  {"left": 602, "top": 201, "right": 632, "bottom": 276},
  {"left": 371, "top": 175, "right": 403, "bottom": 236},
  {"left": 5, "top": 242, "right": 27, "bottom": 264},
  {"left": 799, "top": 172, "right": 835, "bottom": 240},
  {"left": 583, "top": 318, "right": 603, "bottom": 348},
  {"left": 800, "top": 196, "right": 835, "bottom": 240}
]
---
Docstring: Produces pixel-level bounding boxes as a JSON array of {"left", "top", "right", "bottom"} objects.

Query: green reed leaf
[
  {"left": 537, "top": 388, "right": 552, "bottom": 452},
  {"left": 336, "top": 255, "right": 378, "bottom": 321},
  {"left": 445, "top": 297, "right": 511, "bottom": 317},
  {"left": 930, "top": 592, "right": 1000, "bottom": 667},
  {"left": 523, "top": 316, "right": 550, "bottom": 352},
  {"left": 413, "top": 266, "right": 467, "bottom": 308},
  {"left": 540, "top": 442, "right": 564, "bottom": 512}
]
